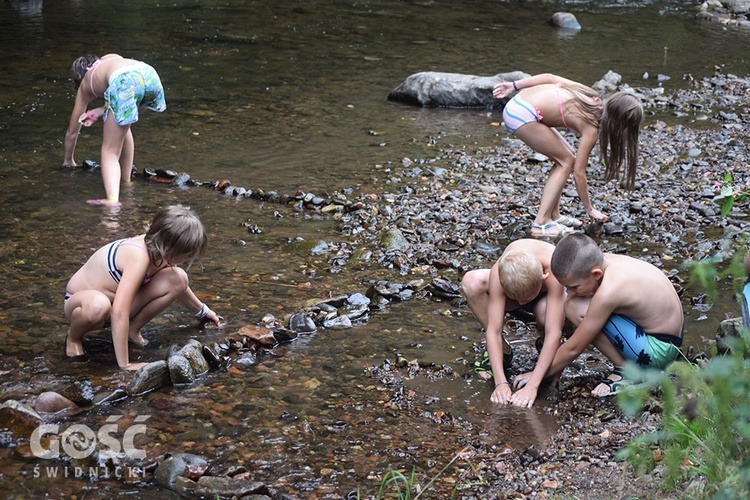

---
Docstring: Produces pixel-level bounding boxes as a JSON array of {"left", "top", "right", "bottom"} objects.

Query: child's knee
[
  {"left": 169, "top": 267, "right": 190, "bottom": 291},
  {"left": 85, "top": 294, "right": 112, "bottom": 321},
  {"left": 461, "top": 270, "right": 484, "bottom": 298}
]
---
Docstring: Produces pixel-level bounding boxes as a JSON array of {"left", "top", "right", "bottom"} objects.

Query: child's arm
[
  {"left": 509, "top": 278, "right": 566, "bottom": 408},
  {"left": 485, "top": 265, "right": 512, "bottom": 404},
  {"left": 571, "top": 125, "right": 607, "bottom": 222},
  {"left": 547, "top": 292, "right": 616, "bottom": 377},
  {"left": 63, "top": 91, "right": 89, "bottom": 167},
  {"left": 110, "top": 257, "right": 151, "bottom": 370},
  {"left": 493, "top": 73, "right": 577, "bottom": 99},
  {"left": 178, "top": 287, "right": 223, "bottom": 327}
]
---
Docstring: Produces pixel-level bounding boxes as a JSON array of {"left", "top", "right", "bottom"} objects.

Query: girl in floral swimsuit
[
  {"left": 63, "top": 53, "right": 167, "bottom": 206},
  {"left": 493, "top": 73, "right": 643, "bottom": 237}
]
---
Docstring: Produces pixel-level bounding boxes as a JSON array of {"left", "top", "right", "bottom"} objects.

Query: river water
[{"left": 1, "top": 0, "right": 750, "bottom": 497}]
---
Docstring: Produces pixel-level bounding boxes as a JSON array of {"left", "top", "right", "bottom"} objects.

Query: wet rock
[
  {"left": 310, "top": 240, "right": 329, "bottom": 255},
  {"left": 716, "top": 317, "right": 744, "bottom": 354},
  {"left": 289, "top": 311, "right": 317, "bottom": 333},
  {"left": 168, "top": 354, "right": 196, "bottom": 385},
  {"left": 46, "top": 380, "right": 96, "bottom": 406},
  {"left": 550, "top": 12, "right": 581, "bottom": 30},
  {"left": 127, "top": 360, "right": 170, "bottom": 396},
  {"left": 238, "top": 324, "right": 277, "bottom": 346},
  {"left": 380, "top": 228, "right": 410, "bottom": 251},
  {"left": 177, "top": 339, "right": 210, "bottom": 376},
  {"left": 323, "top": 315, "right": 353, "bottom": 329},
  {"left": 202, "top": 343, "right": 223, "bottom": 368},
  {"left": 93, "top": 388, "right": 129, "bottom": 406},
  {"left": 33, "top": 392, "right": 82, "bottom": 415},
  {"left": 194, "top": 476, "right": 270, "bottom": 498},
  {"left": 0, "top": 400, "right": 44, "bottom": 437},
  {"left": 154, "top": 453, "right": 208, "bottom": 491},
  {"left": 387, "top": 70, "right": 529, "bottom": 108}
]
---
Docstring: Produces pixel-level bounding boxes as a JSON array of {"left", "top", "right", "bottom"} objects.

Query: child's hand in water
[
  {"left": 490, "top": 381, "right": 512, "bottom": 404},
  {"left": 201, "top": 306, "right": 225, "bottom": 329}
]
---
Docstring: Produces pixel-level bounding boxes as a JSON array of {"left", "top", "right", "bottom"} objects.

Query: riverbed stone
[
  {"left": 0, "top": 400, "right": 43, "bottom": 437},
  {"left": 387, "top": 70, "right": 530, "bottom": 108},
  {"left": 380, "top": 227, "right": 409, "bottom": 251},
  {"left": 154, "top": 453, "right": 208, "bottom": 491},
  {"left": 33, "top": 392, "right": 82, "bottom": 415},
  {"left": 289, "top": 311, "right": 317, "bottom": 333},
  {"left": 127, "top": 360, "right": 170, "bottom": 396},
  {"left": 194, "top": 476, "right": 269, "bottom": 498},
  {"left": 550, "top": 12, "right": 581, "bottom": 30},
  {"left": 168, "top": 354, "right": 195, "bottom": 385},
  {"left": 177, "top": 339, "right": 210, "bottom": 376},
  {"left": 716, "top": 317, "right": 744, "bottom": 354}
]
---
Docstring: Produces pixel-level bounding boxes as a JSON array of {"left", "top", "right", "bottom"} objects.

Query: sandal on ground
[
  {"left": 554, "top": 215, "right": 583, "bottom": 228},
  {"left": 530, "top": 221, "right": 573, "bottom": 237},
  {"left": 64, "top": 335, "right": 89, "bottom": 363},
  {"left": 592, "top": 368, "right": 623, "bottom": 397},
  {"left": 473, "top": 344, "right": 513, "bottom": 375}
]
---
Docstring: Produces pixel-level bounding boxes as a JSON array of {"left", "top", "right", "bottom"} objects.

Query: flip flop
[
  {"left": 64, "top": 335, "right": 89, "bottom": 363},
  {"left": 530, "top": 221, "right": 573, "bottom": 237},
  {"left": 86, "top": 199, "right": 122, "bottom": 207},
  {"left": 472, "top": 341, "right": 513, "bottom": 375},
  {"left": 593, "top": 368, "right": 623, "bottom": 397},
  {"left": 554, "top": 215, "right": 583, "bottom": 228}
]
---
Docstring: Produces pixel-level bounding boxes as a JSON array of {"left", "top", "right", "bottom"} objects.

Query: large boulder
[{"left": 388, "top": 71, "right": 529, "bottom": 108}]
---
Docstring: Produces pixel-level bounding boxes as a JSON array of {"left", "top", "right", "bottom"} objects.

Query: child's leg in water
[
  {"left": 95, "top": 119, "right": 132, "bottom": 204},
  {"left": 128, "top": 267, "right": 190, "bottom": 345},
  {"left": 514, "top": 123, "right": 576, "bottom": 228},
  {"left": 64, "top": 290, "right": 112, "bottom": 357}
]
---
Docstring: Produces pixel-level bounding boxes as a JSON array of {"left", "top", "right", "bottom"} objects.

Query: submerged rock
[
  {"left": 387, "top": 70, "right": 529, "bottom": 108},
  {"left": 0, "top": 400, "right": 43, "bottom": 437},
  {"left": 127, "top": 360, "right": 170, "bottom": 396},
  {"left": 33, "top": 392, "right": 82, "bottom": 415},
  {"left": 154, "top": 453, "right": 208, "bottom": 491}
]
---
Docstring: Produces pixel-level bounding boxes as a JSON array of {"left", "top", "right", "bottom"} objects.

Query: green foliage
[
  {"left": 377, "top": 468, "right": 416, "bottom": 499},
  {"left": 617, "top": 329, "right": 750, "bottom": 498}
]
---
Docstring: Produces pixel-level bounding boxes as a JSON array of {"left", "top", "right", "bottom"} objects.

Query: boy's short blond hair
[{"left": 497, "top": 251, "right": 543, "bottom": 301}]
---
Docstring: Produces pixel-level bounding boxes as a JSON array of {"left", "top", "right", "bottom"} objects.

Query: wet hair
[
  {"left": 565, "top": 86, "right": 643, "bottom": 190},
  {"left": 144, "top": 205, "right": 208, "bottom": 269},
  {"left": 598, "top": 92, "right": 643, "bottom": 190},
  {"left": 496, "top": 251, "right": 543, "bottom": 301},
  {"left": 71, "top": 55, "right": 99, "bottom": 89},
  {"left": 550, "top": 233, "right": 604, "bottom": 281}
]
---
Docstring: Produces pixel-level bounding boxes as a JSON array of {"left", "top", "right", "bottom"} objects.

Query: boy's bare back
[{"left": 595, "top": 253, "right": 683, "bottom": 336}]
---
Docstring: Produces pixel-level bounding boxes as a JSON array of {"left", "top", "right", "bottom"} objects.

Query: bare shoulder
[
  {"left": 505, "top": 238, "right": 555, "bottom": 270},
  {"left": 602, "top": 254, "right": 673, "bottom": 294}
]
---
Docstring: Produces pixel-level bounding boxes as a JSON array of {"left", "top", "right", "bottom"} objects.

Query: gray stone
[
  {"left": 289, "top": 311, "right": 317, "bottom": 333},
  {"left": 380, "top": 228, "right": 409, "bottom": 251},
  {"left": 716, "top": 317, "right": 744, "bottom": 354},
  {"left": 194, "top": 476, "right": 269, "bottom": 498},
  {"left": 387, "top": 70, "right": 529, "bottom": 108},
  {"left": 127, "top": 360, "right": 171, "bottom": 396},
  {"left": 154, "top": 453, "right": 208, "bottom": 491},
  {"left": 168, "top": 354, "right": 195, "bottom": 385},
  {"left": 550, "top": 12, "right": 581, "bottom": 30},
  {"left": 177, "top": 339, "right": 210, "bottom": 376}
]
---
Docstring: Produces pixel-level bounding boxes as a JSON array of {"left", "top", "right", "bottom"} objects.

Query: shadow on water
[{"left": 2, "top": 0, "right": 750, "bottom": 496}]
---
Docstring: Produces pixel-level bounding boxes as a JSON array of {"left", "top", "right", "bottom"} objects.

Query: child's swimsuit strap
[
  {"left": 88, "top": 60, "right": 102, "bottom": 98},
  {"left": 556, "top": 83, "right": 570, "bottom": 132}
]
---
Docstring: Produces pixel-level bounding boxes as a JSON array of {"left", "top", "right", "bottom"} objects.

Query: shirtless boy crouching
[
  {"left": 547, "top": 234, "right": 684, "bottom": 396},
  {"left": 461, "top": 239, "right": 566, "bottom": 407}
]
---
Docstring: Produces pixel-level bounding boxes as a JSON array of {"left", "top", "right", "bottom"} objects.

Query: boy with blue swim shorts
[
  {"left": 546, "top": 234, "right": 684, "bottom": 396},
  {"left": 742, "top": 249, "right": 750, "bottom": 329}
]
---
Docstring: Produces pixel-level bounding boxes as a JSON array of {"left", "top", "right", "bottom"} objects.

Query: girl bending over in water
[
  {"left": 64, "top": 205, "right": 222, "bottom": 370},
  {"left": 493, "top": 73, "right": 643, "bottom": 237}
]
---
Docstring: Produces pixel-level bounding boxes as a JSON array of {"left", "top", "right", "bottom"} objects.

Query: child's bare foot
[
  {"left": 129, "top": 332, "right": 149, "bottom": 347},
  {"left": 65, "top": 334, "right": 89, "bottom": 362}
]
